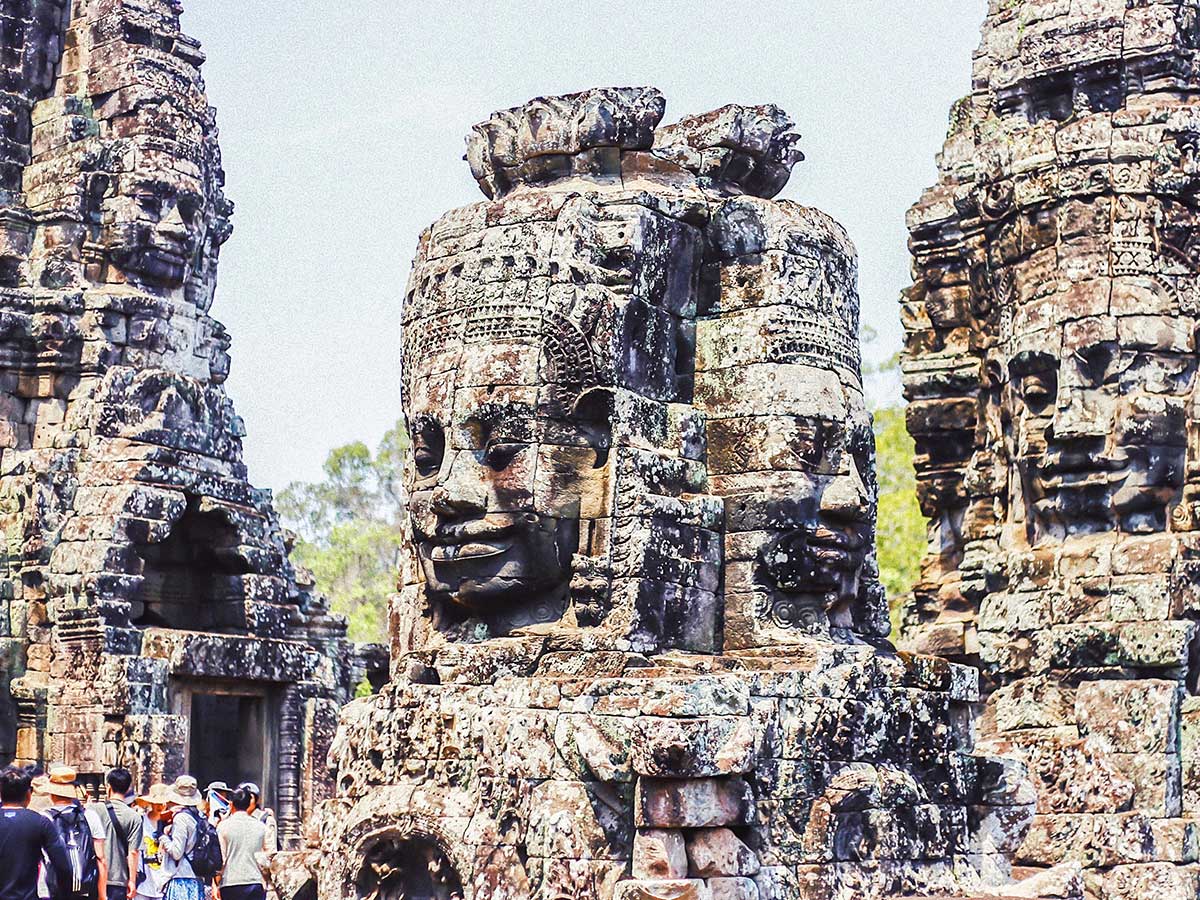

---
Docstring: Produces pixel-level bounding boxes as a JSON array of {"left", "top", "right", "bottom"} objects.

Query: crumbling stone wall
[
  {"left": 0, "top": 0, "right": 363, "bottom": 845},
  {"left": 903, "top": 1, "right": 1200, "bottom": 897},
  {"left": 272, "top": 88, "right": 1038, "bottom": 900}
]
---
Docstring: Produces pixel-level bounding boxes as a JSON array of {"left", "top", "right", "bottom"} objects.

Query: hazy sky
[{"left": 181, "top": 1, "right": 988, "bottom": 491}]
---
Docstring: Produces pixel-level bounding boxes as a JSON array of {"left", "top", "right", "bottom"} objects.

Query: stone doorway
[
  {"left": 355, "top": 836, "right": 463, "bottom": 900},
  {"left": 172, "top": 681, "right": 274, "bottom": 804}
]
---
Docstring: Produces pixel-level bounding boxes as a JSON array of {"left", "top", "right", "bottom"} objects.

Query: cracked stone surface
[
  {"left": 270, "top": 87, "right": 1034, "bottom": 900},
  {"left": 0, "top": 0, "right": 365, "bottom": 846},
  {"left": 902, "top": 1, "right": 1200, "bottom": 898}
]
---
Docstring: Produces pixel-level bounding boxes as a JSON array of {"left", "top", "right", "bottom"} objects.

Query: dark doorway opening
[
  {"left": 130, "top": 498, "right": 249, "bottom": 632},
  {"left": 175, "top": 683, "right": 272, "bottom": 803},
  {"left": 355, "top": 836, "right": 463, "bottom": 900},
  {"left": 0, "top": 668, "right": 16, "bottom": 766}
]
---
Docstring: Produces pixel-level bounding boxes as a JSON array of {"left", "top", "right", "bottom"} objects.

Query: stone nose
[
  {"left": 432, "top": 450, "right": 488, "bottom": 518},
  {"left": 819, "top": 466, "right": 868, "bottom": 525},
  {"left": 156, "top": 203, "right": 189, "bottom": 240},
  {"left": 1048, "top": 384, "right": 1108, "bottom": 442}
]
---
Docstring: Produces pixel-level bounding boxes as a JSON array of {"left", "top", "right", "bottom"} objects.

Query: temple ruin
[
  {"left": 903, "top": 0, "right": 1200, "bottom": 897},
  {"left": 259, "top": 87, "right": 1045, "bottom": 900},
  {"left": 11, "top": 1, "right": 1200, "bottom": 899},
  {"left": 0, "top": 0, "right": 366, "bottom": 845}
]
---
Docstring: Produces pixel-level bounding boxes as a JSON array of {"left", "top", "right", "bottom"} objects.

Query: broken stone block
[
  {"left": 707, "top": 876, "right": 759, "bottom": 900},
  {"left": 613, "top": 879, "right": 712, "bottom": 900},
  {"left": 634, "top": 829, "right": 688, "bottom": 880},
  {"left": 636, "top": 776, "right": 756, "bottom": 829},
  {"left": 685, "top": 828, "right": 760, "bottom": 877},
  {"left": 1075, "top": 679, "right": 1179, "bottom": 754}
]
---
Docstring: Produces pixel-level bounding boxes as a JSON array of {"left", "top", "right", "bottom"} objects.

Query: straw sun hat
[
  {"left": 168, "top": 775, "right": 203, "bottom": 807},
  {"left": 136, "top": 783, "right": 173, "bottom": 808},
  {"left": 37, "top": 765, "right": 85, "bottom": 801}
]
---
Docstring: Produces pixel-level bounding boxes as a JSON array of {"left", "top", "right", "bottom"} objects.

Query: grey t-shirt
[
  {"left": 216, "top": 813, "right": 267, "bottom": 887},
  {"left": 89, "top": 799, "right": 144, "bottom": 888}
]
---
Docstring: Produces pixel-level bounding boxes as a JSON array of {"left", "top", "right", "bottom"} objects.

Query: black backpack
[
  {"left": 44, "top": 803, "right": 100, "bottom": 898},
  {"left": 176, "top": 807, "right": 223, "bottom": 880}
]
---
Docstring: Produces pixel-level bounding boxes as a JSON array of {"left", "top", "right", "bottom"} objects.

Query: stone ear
[{"left": 570, "top": 387, "right": 613, "bottom": 466}]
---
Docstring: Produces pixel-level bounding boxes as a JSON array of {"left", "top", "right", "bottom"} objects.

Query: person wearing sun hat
[
  {"left": 203, "top": 782, "right": 232, "bottom": 828},
  {"left": 132, "top": 785, "right": 171, "bottom": 900},
  {"left": 159, "top": 777, "right": 204, "bottom": 900},
  {"left": 37, "top": 765, "right": 109, "bottom": 900}
]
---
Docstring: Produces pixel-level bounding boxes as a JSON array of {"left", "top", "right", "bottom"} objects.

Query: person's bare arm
[
  {"left": 126, "top": 844, "right": 140, "bottom": 898},
  {"left": 94, "top": 837, "right": 108, "bottom": 891},
  {"left": 214, "top": 829, "right": 229, "bottom": 899}
]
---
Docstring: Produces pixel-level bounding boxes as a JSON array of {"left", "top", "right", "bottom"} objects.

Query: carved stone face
[
  {"left": 404, "top": 341, "right": 608, "bottom": 632},
  {"left": 1006, "top": 285, "right": 1196, "bottom": 540},
  {"left": 100, "top": 169, "right": 207, "bottom": 288},
  {"left": 755, "top": 407, "right": 874, "bottom": 629}
]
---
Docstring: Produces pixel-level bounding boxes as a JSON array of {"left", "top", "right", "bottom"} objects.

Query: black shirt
[{"left": 0, "top": 806, "right": 71, "bottom": 900}]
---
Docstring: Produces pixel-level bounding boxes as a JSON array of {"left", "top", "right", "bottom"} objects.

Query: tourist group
[{"left": 0, "top": 764, "right": 277, "bottom": 900}]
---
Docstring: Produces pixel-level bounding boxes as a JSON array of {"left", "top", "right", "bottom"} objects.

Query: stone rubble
[{"left": 0, "top": 0, "right": 366, "bottom": 845}]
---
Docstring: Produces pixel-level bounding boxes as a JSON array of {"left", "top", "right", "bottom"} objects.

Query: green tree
[
  {"left": 277, "top": 422, "right": 408, "bottom": 644},
  {"left": 872, "top": 404, "right": 927, "bottom": 632}
]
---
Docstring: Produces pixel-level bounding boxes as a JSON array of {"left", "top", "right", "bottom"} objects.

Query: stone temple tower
[
  {"left": 904, "top": 1, "right": 1200, "bottom": 897},
  {"left": 271, "top": 87, "right": 1038, "bottom": 900},
  {"left": 0, "top": 0, "right": 364, "bottom": 844}
]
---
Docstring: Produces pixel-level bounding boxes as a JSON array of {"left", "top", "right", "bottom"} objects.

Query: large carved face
[
  {"left": 404, "top": 340, "right": 608, "bottom": 633},
  {"left": 1006, "top": 278, "right": 1197, "bottom": 541},
  {"left": 753, "top": 401, "right": 875, "bottom": 630},
  {"left": 99, "top": 164, "right": 208, "bottom": 289}
]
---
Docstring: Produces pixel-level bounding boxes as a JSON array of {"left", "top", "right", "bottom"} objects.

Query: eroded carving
[
  {"left": 0, "top": 0, "right": 361, "bottom": 846},
  {"left": 281, "top": 88, "right": 1022, "bottom": 900},
  {"left": 903, "top": 3, "right": 1200, "bottom": 897}
]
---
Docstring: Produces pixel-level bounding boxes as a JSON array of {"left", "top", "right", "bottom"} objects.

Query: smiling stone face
[
  {"left": 753, "top": 411, "right": 874, "bottom": 624},
  {"left": 1007, "top": 310, "right": 1195, "bottom": 539},
  {"left": 395, "top": 88, "right": 883, "bottom": 655},
  {"left": 100, "top": 167, "right": 207, "bottom": 288},
  {"left": 404, "top": 340, "right": 608, "bottom": 632}
]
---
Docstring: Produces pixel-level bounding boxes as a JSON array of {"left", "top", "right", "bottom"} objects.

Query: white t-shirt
[{"left": 38, "top": 804, "right": 107, "bottom": 898}]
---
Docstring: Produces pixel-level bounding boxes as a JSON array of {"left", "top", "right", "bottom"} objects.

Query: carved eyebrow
[
  {"left": 135, "top": 179, "right": 178, "bottom": 198},
  {"left": 409, "top": 414, "right": 441, "bottom": 437},
  {"left": 464, "top": 402, "right": 536, "bottom": 429},
  {"left": 1008, "top": 350, "right": 1056, "bottom": 378}
]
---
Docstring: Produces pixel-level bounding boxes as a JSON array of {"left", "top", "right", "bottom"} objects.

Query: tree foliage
[
  {"left": 276, "top": 422, "right": 407, "bottom": 644},
  {"left": 872, "top": 404, "right": 926, "bottom": 630}
]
